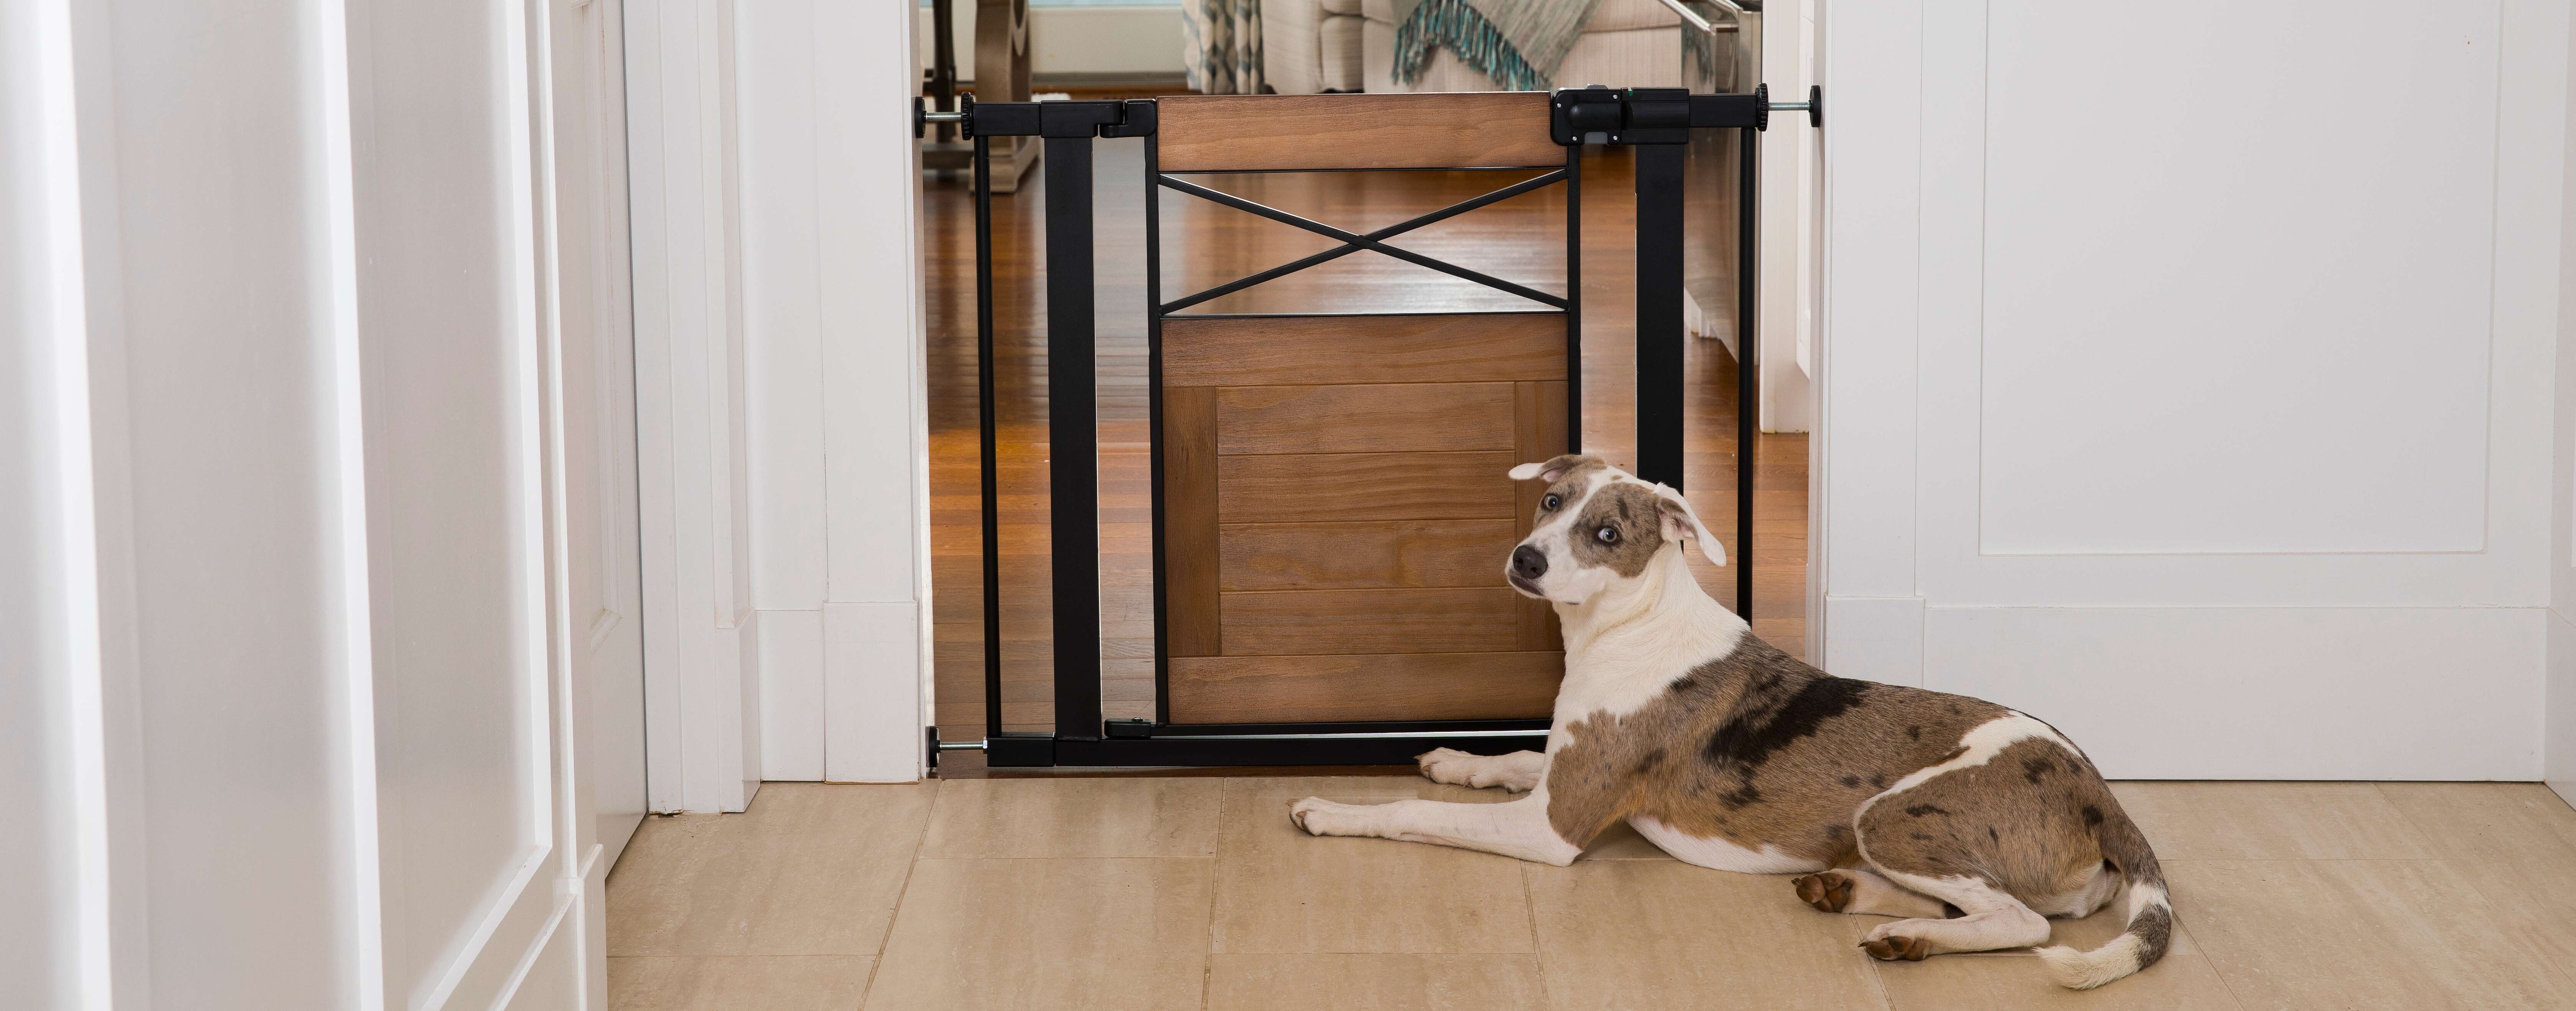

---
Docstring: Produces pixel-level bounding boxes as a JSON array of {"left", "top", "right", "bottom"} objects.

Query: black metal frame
[{"left": 948, "top": 87, "right": 1796, "bottom": 768}]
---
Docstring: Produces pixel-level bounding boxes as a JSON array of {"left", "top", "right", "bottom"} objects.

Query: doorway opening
[{"left": 923, "top": 90, "right": 1812, "bottom": 769}]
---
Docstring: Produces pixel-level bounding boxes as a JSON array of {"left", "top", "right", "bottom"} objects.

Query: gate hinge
[{"left": 1551, "top": 82, "right": 1818, "bottom": 146}]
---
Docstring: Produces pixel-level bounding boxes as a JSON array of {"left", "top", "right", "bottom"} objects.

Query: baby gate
[{"left": 918, "top": 85, "right": 1818, "bottom": 767}]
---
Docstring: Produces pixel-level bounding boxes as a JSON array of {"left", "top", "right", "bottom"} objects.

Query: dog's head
[{"left": 1502, "top": 454, "right": 1723, "bottom": 605}]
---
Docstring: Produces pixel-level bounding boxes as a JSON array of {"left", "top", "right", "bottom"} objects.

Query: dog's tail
[{"left": 2034, "top": 806, "right": 2172, "bottom": 990}]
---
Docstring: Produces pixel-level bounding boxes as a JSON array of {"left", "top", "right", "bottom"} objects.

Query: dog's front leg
[
  {"left": 1417, "top": 748, "right": 1548, "bottom": 792},
  {"left": 1289, "top": 793, "right": 1581, "bottom": 866}
]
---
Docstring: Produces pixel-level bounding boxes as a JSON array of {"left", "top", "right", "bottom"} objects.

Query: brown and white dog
[{"left": 1287, "top": 455, "right": 2171, "bottom": 989}]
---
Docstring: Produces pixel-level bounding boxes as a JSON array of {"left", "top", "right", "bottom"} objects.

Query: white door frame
[{"left": 626, "top": 0, "right": 933, "bottom": 807}]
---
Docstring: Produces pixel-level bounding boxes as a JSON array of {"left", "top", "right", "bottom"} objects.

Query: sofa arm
[{"left": 1262, "top": 0, "right": 1327, "bottom": 94}]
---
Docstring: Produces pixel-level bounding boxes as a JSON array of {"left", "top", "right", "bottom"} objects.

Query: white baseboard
[
  {"left": 757, "top": 609, "right": 825, "bottom": 781},
  {"left": 2547, "top": 609, "right": 2576, "bottom": 805},
  {"left": 1924, "top": 605, "right": 2546, "bottom": 781},
  {"left": 824, "top": 602, "right": 925, "bottom": 782}
]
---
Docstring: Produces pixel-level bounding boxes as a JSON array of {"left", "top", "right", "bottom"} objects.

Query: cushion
[
  {"left": 1319, "top": 15, "right": 1364, "bottom": 90},
  {"left": 1583, "top": 0, "right": 1685, "bottom": 33}
]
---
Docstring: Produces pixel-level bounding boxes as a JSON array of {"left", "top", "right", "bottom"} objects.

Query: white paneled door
[
  {"left": 548, "top": 0, "right": 652, "bottom": 875},
  {"left": 1817, "top": 0, "right": 2562, "bottom": 779},
  {"left": 5, "top": 0, "right": 644, "bottom": 1005},
  {"left": 359, "top": 0, "right": 641, "bottom": 1004}
]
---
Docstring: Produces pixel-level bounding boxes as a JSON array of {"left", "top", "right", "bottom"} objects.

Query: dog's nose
[{"left": 1511, "top": 544, "right": 1548, "bottom": 580}]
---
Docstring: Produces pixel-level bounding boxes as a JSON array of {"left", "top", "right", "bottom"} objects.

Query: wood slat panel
[
  {"left": 1155, "top": 93, "right": 1563, "bottom": 172},
  {"left": 1217, "top": 383, "right": 1516, "bottom": 455},
  {"left": 1217, "top": 519, "right": 1518, "bottom": 591},
  {"left": 1165, "top": 313, "right": 1565, "bottom": 387},
  {"left": 928, "top": 144, "right": 1813, "bottom": 746},
  {"left": 1515, "top": 380, "right": 1568, "bottom": 651},
  {"left": 1220, "top": 588, "right": 1519, "bottom": 655},
  {"left": 1218, "top": 450, "right": 1517, "bottom": 524},
  {"left": 1166, "top": 387, "right": 1222, "bottom": 656},
  {"left": 1168, "top": 652, "right": 1563, "bottom": 723}
]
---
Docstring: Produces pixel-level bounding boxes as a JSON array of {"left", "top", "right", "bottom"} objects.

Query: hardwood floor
[
  {"left": 608, "top": 779, "right": 2576, "bottom": 1008},
  {"left": 924, "top": 139, "right": 1809, "bottom": 741}
]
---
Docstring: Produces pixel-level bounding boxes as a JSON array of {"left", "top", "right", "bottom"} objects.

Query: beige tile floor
[{"left": 606, "top": 777, "right": 2576, "bottom": 1010}]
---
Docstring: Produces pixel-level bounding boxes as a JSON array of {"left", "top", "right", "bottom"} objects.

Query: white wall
[
  {"left": 1818, "top": 0, "right": 2567, "bottom": 779},
  {"left": 3, "top": 0, "right": 627, "bottom": 1005},
  {"left": 2, "top": 0, "right": 110, "bottom": 1003},
  {"left": 633, "top": 0, "right": 932, "bottom": 795},
  {"left": 1757, "top": 0, "right": 1816, "bottom": 433}
]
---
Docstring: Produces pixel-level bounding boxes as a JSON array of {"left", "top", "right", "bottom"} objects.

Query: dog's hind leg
[
  {"left": 1290, "top": 792, "right": 1581, "bottom": 866},
  {"left": 1855, "top": 872, "right": 2050, "bottom": 960},
  {"left": 1792, "top": 867, "right": 1953, "bottom": 919},
  {"left": 1417, "top": 748, "right": 1547, "bottom": 792}
]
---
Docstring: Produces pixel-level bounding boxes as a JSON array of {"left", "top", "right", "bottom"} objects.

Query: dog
[{"left": 1287, "top": 454, "right": 2170, "bottom": 990}]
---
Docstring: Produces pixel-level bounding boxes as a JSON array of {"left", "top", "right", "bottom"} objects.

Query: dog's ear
[
  {"left": 1652, "top": 484, "right": 1726, "bottom": 567},
  {"left": 1508, "top": 454, "right": 1604, "bottom": 484}
]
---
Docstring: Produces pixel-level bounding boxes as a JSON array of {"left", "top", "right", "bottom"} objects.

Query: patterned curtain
[{"left": 1183, "top": 0, "right": 1264, "bottom": 94}]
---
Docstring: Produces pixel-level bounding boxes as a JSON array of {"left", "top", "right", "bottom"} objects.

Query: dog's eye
[
  {"left": 1542, "top": 493, "right": 1561, "bottom": 510},
  {"left": 1596, "top": 526, "right": 1619, "bottom": 544}
]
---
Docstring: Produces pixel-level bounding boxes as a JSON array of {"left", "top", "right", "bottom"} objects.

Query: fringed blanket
[{"left": 1391, "top": 0, "right": 1602, "bottom": 92}]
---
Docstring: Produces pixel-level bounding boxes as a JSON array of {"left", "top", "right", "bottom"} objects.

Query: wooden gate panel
[
  {"left": 1216, "top": 383, "right": 1516, "bottom": 455},
  {"left": 1154, "top": 93, "right": 1562, "bottom": 172},
  {"left": 1165, "top": 386, "right": 1223, "bottom": 657},
  {"left": 1220, "top": 587, "right": 1521, "bottom": 655},
  {"left": 1216, "top": 451, "right": 1518, "bottom": 524},
  {"left": 1216, "top": 520, "right": 1521, "bottom": 591},
  {"left": 1161, "top": 313, "right": 1563, "bottom": 386},
  {"left": 1162, "top": 312, "right": 1568, "bottom": 723},
  {"left": 1165, "top": 653, "right": 1568, "bottom": 724}
]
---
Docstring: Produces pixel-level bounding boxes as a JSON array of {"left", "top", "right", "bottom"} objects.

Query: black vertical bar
[
  {"left": 1634, "top": 144, "right": 1686, "bottom": 490},
  {"left": 1046, "top": 135, "right": 1104, "bottom": 740},
  {"left": 974, "top": 135, "right": 1003, "bottom": 740},
  {"left": 1736, "top": 127, "right": 1758, "bottom": 620},
  {"left": 929, "top": 0, "right": 957, "bottom": 142},
  {"left": 1565, "top": 144, "right": 1583, "bottom": 452},
  {"left": 1145, "top": 134, "right": 1170, "bottom": 726}
]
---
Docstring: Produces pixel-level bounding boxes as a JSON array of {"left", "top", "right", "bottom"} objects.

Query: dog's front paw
[
  {"left": 1288, "top": 796, "right": 1369, "bottom": 837},
  {"left": 1416, "top": 748, "right": 1482, "bottom": 786}
]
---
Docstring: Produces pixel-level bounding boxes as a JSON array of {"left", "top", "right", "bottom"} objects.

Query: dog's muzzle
[{"left": 1510, "top": 544, "right": 1548, "bottom": 582}]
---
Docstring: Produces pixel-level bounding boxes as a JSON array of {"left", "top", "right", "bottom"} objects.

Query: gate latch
[{"left": 1551, "top": 82, "right": 1820, "bottom": 146}]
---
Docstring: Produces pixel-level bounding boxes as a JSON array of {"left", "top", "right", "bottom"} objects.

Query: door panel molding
[
  {"left": 1818, "top": 0, "right": 2568, "bottom": 779},
  {"left": 1911, "top": 0, "right": 2551, "bottom": 608}
]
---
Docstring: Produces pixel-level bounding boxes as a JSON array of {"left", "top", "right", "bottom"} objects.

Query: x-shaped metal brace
[{"left": 1156, "top": 170, "right": 1572, "bottom": 314}]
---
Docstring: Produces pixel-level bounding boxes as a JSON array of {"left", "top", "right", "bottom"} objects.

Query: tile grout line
[
  {"left": 855, "top": 779, "right": 942, "bottom": 1011},
  {"left": 1200, "top": 777, "right": 1233, "bottom": 1011},
  {"left": 1519, "top": 863, "right": 1556, "bottom": 1009},
  {"left": 2167, "top": 911, "right": 2254, "bottom": 1011}
]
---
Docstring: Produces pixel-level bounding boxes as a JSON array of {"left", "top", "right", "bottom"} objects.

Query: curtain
[{"left": 1184, "top": 0, "right": 1264, "bottom": 94}]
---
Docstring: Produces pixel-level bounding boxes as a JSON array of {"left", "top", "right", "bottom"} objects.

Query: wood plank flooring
[
  {"left": 925, "top": 136, "right": 1808, "bottom": 740},
  {"left": 606, "top": 778, "right": 2576, "bottom": 1009}
]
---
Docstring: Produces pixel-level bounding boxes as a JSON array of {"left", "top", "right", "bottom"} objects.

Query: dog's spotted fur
[
  {"left": 1290, "top": 455, "right": 2174, "bottom": 990},
  {"left": 1541, "top": 637, "right": 2008, "bottom": 862}
]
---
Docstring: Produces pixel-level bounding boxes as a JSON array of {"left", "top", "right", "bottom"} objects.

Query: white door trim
[{"left": 627, "top": 0, "right": 932, "bottom": 800}]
